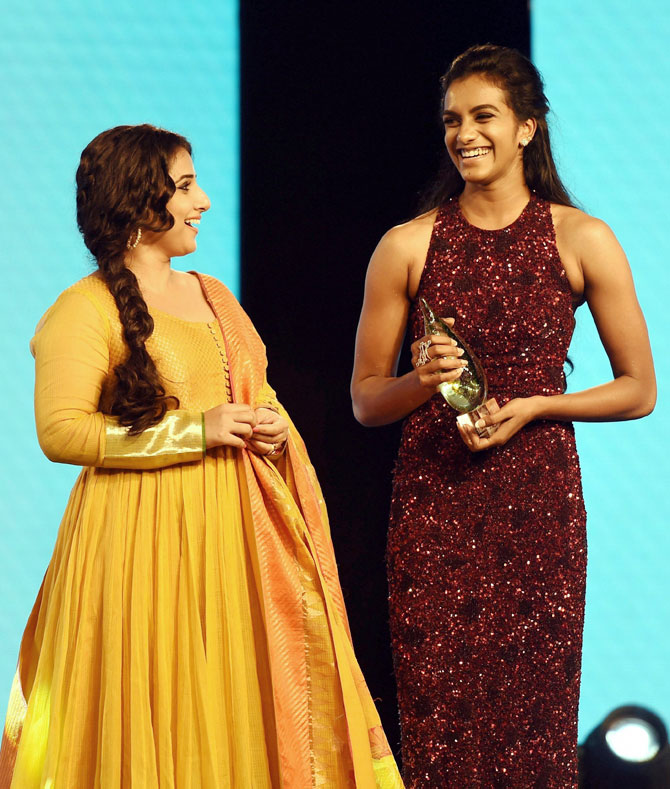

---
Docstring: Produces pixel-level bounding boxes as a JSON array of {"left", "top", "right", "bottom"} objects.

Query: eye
[
  {"left": 476, "top": 113, "right": 493, "bottom": 121},
  {"left": 443, "top": 117, "right": 459, "bottom": 127},
  {"left": 177, "top": 180, "right": 192, "bottom": 192}
]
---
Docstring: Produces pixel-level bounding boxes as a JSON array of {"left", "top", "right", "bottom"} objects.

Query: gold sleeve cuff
[{"left": 101, "top": 410, "right": 205, "bottom": 470}]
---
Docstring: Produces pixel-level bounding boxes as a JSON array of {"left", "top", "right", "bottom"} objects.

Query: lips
[{"left": 185, "top": 218, "right": 201, "bottom": 232}]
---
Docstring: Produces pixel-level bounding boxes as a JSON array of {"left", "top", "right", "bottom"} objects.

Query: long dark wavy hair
[
  {"left": 420, "top": 44, "right": 575, "bottom": 211},
  {"left": 76, "top": 124, "right": 191, "bottom": 434}
]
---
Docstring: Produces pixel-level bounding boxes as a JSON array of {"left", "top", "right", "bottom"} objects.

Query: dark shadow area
[{"left": 241, "top": 0, "right": 530, "bottom": 756}]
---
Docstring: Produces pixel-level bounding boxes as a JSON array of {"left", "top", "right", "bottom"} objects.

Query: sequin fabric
[{"left": 388, "top": 195, "right": 586, "bottom": 788}]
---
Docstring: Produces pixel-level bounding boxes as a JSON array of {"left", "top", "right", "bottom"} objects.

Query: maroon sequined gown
[{"left": 388, "top": 195, "right": 586, "bottom": 789}]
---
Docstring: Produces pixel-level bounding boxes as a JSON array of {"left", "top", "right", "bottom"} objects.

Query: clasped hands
[
  {"left": 410, "top": 319, "right": 540, "bottom": 452},
  {"left": 204, "top": 404, "right": 289, "bottom": 456}
]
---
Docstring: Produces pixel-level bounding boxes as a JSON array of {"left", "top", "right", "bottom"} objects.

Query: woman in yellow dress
[{"left": 0, "top": 125, "right": 402, "bottom": 788}]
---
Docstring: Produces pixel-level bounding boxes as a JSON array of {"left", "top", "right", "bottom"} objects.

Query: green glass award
[{"left": 419, "top": 298, "right": 499, "bottom": 438}]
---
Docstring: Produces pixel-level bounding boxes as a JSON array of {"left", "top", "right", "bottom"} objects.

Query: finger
[
  {"left": 456, "top": 421, "right": 476, "bottom": 452},
  {"left": 246, "top": 439, "right": 274, "bottom": 455},
  {"left": 462, "top": 423, "right": 493, "bottom": 453},
  {"left": 253, "top": 420, "right": 283, "bottom": 433},
  {"left": 439, "top": 317, "right": 455, "bottom": 327},
  {"left": 255, "top": 407, "right": 280, "bottom": 420},
  {"left": 254, "top": 413, "right": 277, "bottom": 426},
  {"left": 412, "top": 335, "right": 461, "bottom": 366},
  {"left": 473, "top": 404, "right": 506, "bottom": 430},
  {"left": 228, "top": 403, "right": 255, "bottom": 413},
  {"left": 411, "top": 334, "right": 457, "bottom": 354},
  {"left": 429, "top": 356, "right": 468, "bottom": 373},
  {"left": 429, "top": 341, "right": 462, "bottom": 359},
  {"left": 435, "top": 367, "right": 465, "bottom": 382},
  {"left": 230, "top": 422, "right": 255, "bottom": 439},
  {"left": 474, "top": 413, "right": 500, "bottom": 430},
  {"left": 410, "top": 337, "right": 428, "bottom": 355},
  {"left": 429, "top": 334, "right": 457, "bottom": 347},
  {"left": 233, "top": 412, "right": 258, "bottom": 426},
  {"left": 227, "top": 435, "right": 247, "bottom": 449},
  {"left": 253, "top": 423, "right": 284, "bottom": 439},
  {"left": 419, "top": 366, "right": 464, "bottom": 388}
]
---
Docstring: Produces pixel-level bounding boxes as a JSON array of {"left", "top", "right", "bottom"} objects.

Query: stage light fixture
[{"left": 579, "top": 705, "right": 670, "bottom": 788}]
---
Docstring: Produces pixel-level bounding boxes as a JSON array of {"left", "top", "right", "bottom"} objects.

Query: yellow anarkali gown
[{"left": 0, "top": 273, "right": 403, "bottom": 788}]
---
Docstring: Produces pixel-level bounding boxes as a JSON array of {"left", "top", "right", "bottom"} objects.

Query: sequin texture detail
[{"left": 388, "top": 195, "right": 586, "bottom": 788}]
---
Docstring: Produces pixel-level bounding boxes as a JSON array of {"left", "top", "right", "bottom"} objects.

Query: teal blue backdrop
[
  {"left": 0, "top": 0, "right": 238, "bottom": 699},
  {"left": 533, "top": 0, "right": 670, "bottom": 736},
  {"left": 1, "top": 0, "right": 667, "bottom": 747}
]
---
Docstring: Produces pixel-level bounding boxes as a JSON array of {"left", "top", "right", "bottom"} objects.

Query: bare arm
[
  {"left": 465, "top": 212, "right": 656, "bottom": 451},
  {"left": 351, "top": 222, "right": 466, "bottom": 426},
  {"left": 536, "top": 215, "right": 655, "bottom": 421}
]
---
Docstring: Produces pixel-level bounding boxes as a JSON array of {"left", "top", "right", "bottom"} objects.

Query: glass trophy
[{"left": 419, "top": 298, "right": 499, "bottom": 438}]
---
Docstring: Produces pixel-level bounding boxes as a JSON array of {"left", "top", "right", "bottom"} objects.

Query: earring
[
  {"left": 126, "top": 227, "right": 142, "bottom": 250},
  {"left": 520, "top": 138, "right": 530, "bottom": 147}
]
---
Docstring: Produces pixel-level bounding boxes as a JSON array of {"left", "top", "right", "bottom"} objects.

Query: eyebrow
[
  {"left": 443, "top": 104, "right": 500, "bottom": 116},
  {"left": 174, "top": 173, "right": 195, "bottom": 183}
]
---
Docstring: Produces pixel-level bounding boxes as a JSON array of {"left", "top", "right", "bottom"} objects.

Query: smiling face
[
  {"left": 146, "top": 147, "right": 211, "bottom": 259},
  {"left": 443, "top": 74, "right": 536, "bottom": 190}
]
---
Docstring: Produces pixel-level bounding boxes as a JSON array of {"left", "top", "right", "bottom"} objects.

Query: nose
[
  {"left": 457, "top": 120, "right": 477, "bottom": 144},
  {"left": 197, "top": 185, "right": 211, "bottom": 213}
]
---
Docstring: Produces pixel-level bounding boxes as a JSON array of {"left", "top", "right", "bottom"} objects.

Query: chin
[
  {"left": 172, "top": 243, "right": 197, "bottom": 258},
  {"left": 462, "top": 169, "right": 494, "bottom": 185}
]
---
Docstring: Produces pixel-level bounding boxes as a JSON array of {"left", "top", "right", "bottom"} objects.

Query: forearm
[
  {"left": 352, "top": 370, "right": 434, "bottom": 427},
  {"left": 534, "top": 374, "right": 656, "bottom": 423},
  {"left": 102, "top": 411, "right": 205, "bottom": 469},
  {"left": 38, "top": 410, "right": 205, "bottom": 469}
]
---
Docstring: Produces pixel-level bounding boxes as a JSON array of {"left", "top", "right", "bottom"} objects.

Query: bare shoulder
[
  {"left": 370, "top": 209, "right": 437, "bottom": 298},
  {"left": 378, "top": 209, "right": 437, "bottom": 257},
  {"left": 551, "top": 204, "right": 618, "bottom": 252},
  {"left": 551, "top": 202, "right": 634, "bottom": 308}
]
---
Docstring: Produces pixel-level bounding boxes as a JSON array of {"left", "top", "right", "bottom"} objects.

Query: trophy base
[{"left": 456, "top": 398, "right": 500, "bottom": 438}]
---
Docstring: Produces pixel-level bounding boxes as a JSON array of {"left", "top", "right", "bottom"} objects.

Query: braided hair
[{"left": 76, "top": 124, "right": 191, "bottom": 434}]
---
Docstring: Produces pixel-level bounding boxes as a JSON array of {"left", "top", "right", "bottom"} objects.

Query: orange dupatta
[{"left": 198, "top": 274, "right": 403, "bottom": 788}]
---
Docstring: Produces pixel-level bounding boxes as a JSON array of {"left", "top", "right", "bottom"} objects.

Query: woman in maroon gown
[{"left": 351, "top": 45, "right": 656, "bottom": 788}]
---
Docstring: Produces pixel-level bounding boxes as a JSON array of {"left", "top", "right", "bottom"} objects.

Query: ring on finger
[{"left": 416, "top": 340, "right": 431, "bottom": 368}]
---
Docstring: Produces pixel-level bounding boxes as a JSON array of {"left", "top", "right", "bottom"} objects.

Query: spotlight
[{"left": 579, "top": 705, "right": 670, "bottom": 788}]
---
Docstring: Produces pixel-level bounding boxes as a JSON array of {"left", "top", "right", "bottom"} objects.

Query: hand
[
  {"left": 204, "top": 403, "right": 257, "bottom": 449},
  {"left": 246, "top": 407, "right": 289, "bottom": 456},
  {"left": 411, "top": 319, "right": 468, "bottom": 393},
  {"left": 456, "top": 396, "right": 541, "bottom": 452}
]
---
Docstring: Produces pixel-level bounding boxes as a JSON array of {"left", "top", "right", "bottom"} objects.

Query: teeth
[
  {"left": 460, "top": 147, "right": 490, "bottom": 158},
  {"left": 186, "top": 218, "right": 200, "bottom": 225}
]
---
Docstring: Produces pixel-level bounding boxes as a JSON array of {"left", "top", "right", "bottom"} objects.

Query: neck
[
  {"left": 459, "top": 175, "right": 531, "bottom": 228},
  {"left": 125, "top": 248, "right": 173, "bottom": 293}
]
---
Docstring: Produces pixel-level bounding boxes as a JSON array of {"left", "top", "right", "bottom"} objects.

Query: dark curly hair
[
  {"left": 76, "top": 124, "right": 191, "bottom": 434},
  {"left": 420, "top": 44, "right": 575, "bottom": 211}
]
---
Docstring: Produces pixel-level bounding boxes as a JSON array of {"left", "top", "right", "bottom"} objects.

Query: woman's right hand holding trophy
[{"left": 410, "top": 317, "right": 468, "bottom": 391}]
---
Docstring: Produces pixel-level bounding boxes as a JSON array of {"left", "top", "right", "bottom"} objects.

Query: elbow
[
  {"left": 351, "top": 387, "right": 381, "bottom": 428},
  {"left": 39, "top": 437, "right": 69, "bottom": 465},
  {"left": 37, "top": 423, "right": 97, "bottom": 467},
  {"left": 351, "top": 398, "right": 375, "bottom": 427},
  {"left": 633, "top": 392, "right": 656, "bottom": 420},
  {"left": 626, "top": 378, "right": 657, "bottom": 420},
  {"left": 38, "top": 431, "right": 76, "bottom": 465},
  {"left": 37, "top": 423, "right": 63, "bottom": 462}
]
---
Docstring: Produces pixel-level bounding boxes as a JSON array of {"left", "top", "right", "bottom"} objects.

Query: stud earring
[
  {"left": 520, "top": 138, "right": 530, "bottom": 147},
  {"left": 126, "top": 227, "right": 142, "bottom": 250}
]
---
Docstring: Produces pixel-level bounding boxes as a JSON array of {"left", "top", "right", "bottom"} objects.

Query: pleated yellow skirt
[
  {"left": 1, "top": 272, "right": 404, "bottom": 788},
  {"left": 4, "top": 450, "right": 282, "bottom": 787}
]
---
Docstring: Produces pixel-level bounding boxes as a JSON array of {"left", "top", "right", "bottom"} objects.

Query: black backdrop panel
[{"left": 241, "top": 0, "right": 530, "bottom": 756}]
